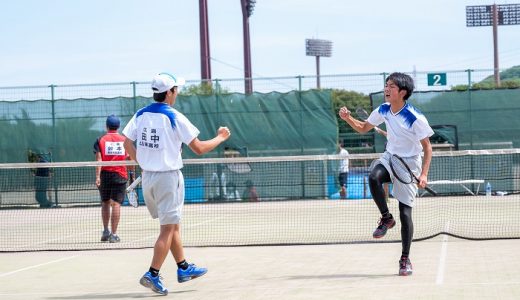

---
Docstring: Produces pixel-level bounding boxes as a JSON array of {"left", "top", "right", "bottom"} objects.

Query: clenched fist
[
  {"left": 218, "top": 126, "right": 231, "bottom": 140},
  {"left": 339, "top": 106, "right": 351, "bottom": 121}
]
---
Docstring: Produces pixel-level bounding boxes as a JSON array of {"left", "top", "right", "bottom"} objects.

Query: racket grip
[{"left": 424, "top": 186, "right": 437, "bottom": 196}]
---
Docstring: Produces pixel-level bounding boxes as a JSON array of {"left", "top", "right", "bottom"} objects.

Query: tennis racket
[
  {"left": 389, "top": 154, "right": 437, "bottom": 196},
  {"left": 126, "top": 176, "right": 141, "bottom": 208},
  {"left": 355, "top": 107, "right": 384, "bottom": 135},
  {"left": 355, "top": 107, "right": 370, "bottom": 120}
]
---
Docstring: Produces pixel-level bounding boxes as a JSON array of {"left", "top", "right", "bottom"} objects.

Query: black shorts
[
  {"left": 338, "top": 172, "right": 348, "bottom": 188},
  {"left": 99, "top": 171, "right": 127, "bottom": 203}
]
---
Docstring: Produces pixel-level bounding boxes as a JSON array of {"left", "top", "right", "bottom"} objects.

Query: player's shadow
[{"left": 46, "top": 290, "right": 195, "bottom": 299}]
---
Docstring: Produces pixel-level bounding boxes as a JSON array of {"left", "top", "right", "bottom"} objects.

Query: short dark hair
[
  {"left": 386, "top": 72, "right": 414, "bottom": 100},
  {"left": 153, "top": 86, "right": 177, "bottom": 102}
]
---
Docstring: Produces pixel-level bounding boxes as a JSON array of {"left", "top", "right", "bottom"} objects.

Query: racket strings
[
  {"left": 390, "top": 157, "right": 413, "bottom": 183},
  {"left": 355, "top": 108, "right": 369, "bottom": 120}
]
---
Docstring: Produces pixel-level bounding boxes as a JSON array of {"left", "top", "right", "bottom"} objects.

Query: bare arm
[
  {"left": 123, "top": 138, "right": 137, "bottom": 162},
  {"left": 339, "top": 106, "right": 375, "bottom": 134},
  {"left": 189, "top": 127, "right": 231, "bottom": 155},
  {"left": 95, "top": 152, "right": 102, "bottom": 187},
  {"left": 375, "top": 127, "right": 387, "bottom": 137},
  {"left": 418, "top": 137, "right": 433, "bottom": 188}
]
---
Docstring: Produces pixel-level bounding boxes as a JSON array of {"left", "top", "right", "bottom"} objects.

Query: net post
[{"left": 131, "top": 81, "right": 137, "bottom": 112}]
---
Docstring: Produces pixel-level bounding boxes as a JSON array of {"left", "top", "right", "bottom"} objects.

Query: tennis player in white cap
[{"left": 123, "top": 72, "right": 231, "bottom": 295}]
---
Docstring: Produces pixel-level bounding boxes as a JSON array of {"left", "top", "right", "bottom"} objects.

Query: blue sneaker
[
  {"left": 140, "top": 271, "right": 168, "bottom": 295},
  {"left": 177, "top": 263, "right": 208, "bottom": 283},
  {"left": 100, "top": 229, "right": 111, "bottom": 242}
]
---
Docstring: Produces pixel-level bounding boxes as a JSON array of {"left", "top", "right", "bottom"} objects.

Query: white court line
[
  {"left": 436, "top": 221, "right": 450, "bottom": 285},
  {"left": 0, "top": 255, "right": 78, "bottom": 277}
]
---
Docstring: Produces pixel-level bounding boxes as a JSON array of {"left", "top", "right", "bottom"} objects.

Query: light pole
[
  {"left": 466, "top": 4, "right": 520, "bottom": 87},
  {"left": 240, "top": 0, "right": 255, "bottom": 94},
  {"left": 305, "top": 39, "right": 332, "bottom": 89},
  {"left": 199, "top": 0, "right": 212, "bottom": 84}
]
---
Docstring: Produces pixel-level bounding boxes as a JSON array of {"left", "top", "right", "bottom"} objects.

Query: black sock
[
  {"left": 382, "top": 211, "right": 392, "bottom": 219},
  {"left": 401, "top": 254, "right": 408, "bottom": 260},
  {"left": 177, "top": 260, "right": 189, "bottom": 270},
  {"left": 149, "top": 267, "right": 160, "bottom": 277}
]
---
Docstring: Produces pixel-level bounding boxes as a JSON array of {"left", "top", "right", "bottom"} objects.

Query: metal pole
[
  {"left": 466, "top": 69, "right": 472, "bottom": 88},
  {"left": 316, "top": 56, "right": 321, "bottom": 89},
  {"left": 131, "top": 81, "right": 137, "bottom": 112},
  {"left": 49, "top": 84, "right": 59, "bottom": 206},
  {"left": 241, "top": 0, "right": 253, "bottom": 94},
  {"left": 466, "top": 69, "right": 474, "bottom": 149},
  {"left": 50, "top": 85, "right": 56, "bottom": 151},
  {"left": 199, "top": 0, "right": 212, "bottom": 81},
  {"left": 492, "top": 4, "right": 500, "bottom": 87}
]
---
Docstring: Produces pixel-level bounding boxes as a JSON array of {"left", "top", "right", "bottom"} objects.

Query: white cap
[{"left": 151, "top": 73, "right": 186, "bottom": 93}]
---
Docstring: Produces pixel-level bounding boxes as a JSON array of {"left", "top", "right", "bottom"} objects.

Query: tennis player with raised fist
[
  {"left": 339, "top": 72, "right": 434, "bottom": 276},
  {"left": 123, "top": 72, "right": 231, "bottom": 295}
]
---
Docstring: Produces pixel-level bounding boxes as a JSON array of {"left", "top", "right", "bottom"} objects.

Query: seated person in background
[
  {"left": 225, "top": 182, "right": 241, "bottom": 201},
  {"left": 209, "top": 148, "right": 240, "bottom": 200},
  {"left": 209, "top": 167, "right": 227, "bottom": 200},
  {"left": 242, "top": 180, "right": 258, "bottom": 202}
]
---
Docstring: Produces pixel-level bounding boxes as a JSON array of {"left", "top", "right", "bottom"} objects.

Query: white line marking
[
  {"left": 0, "top": 255, "right": 78, "bottom": 277},
  {"left": 436, "top": 221, "right": 450, "bottom": 285}
]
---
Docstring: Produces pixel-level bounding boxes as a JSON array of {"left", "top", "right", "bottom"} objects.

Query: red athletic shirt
[{"left": 93, "top": 130, "right": 128, "bottom": 179}]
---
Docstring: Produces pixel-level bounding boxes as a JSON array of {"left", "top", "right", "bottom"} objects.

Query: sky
[{"left": 0, "top": 0, "right": 519, "bottom": 87}]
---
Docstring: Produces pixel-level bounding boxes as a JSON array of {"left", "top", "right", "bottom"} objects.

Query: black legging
[
  {"left": 399, "top": 202, "right": 413, "bottom": 256},
  {"left": 368, "top": 164, "right": 414, "bottom": 257}
]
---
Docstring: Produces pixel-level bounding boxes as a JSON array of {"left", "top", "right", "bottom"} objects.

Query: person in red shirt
[{"left": 93, "top": 115, "right": 133, "bottom": 243}]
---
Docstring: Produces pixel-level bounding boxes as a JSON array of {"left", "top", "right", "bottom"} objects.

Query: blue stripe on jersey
[
  {"left": 136, "top": 102, "right": 176, "bottom": 128},
  {"left": 378, "top": 103, "right": 391, "bottom": 115},
  {"left": 399, "top": 103, "right": 417, "bottom": 128}
]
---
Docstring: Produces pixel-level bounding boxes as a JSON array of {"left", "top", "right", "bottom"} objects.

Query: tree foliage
[
  {"left": 181, "top": 82, "right": 230, "bottom": 96},
  {"left": 331, "top": 89, "right": 374, "bottom": 151},
  {"left": 451, "top": 65, "right": 520, "bottom": 90}
]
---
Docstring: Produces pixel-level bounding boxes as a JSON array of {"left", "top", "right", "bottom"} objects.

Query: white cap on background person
[{"left": 151, "top": 73, "right": 186, "bottom": 93}]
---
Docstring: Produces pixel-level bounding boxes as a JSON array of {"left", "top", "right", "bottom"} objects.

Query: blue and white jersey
[
  {"left": 367, "top": 102, "right": 434, "bottom": 157},
  {"left": 123, "top": 102, "right": 200, "bottom": 171}
]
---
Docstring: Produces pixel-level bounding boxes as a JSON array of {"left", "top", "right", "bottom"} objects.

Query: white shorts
[
  {"left": 142, "top": 170, "right": 184, "bottom": 225},
  {"left": 370, "top": 151, "right": 422, "bottom": 207}
]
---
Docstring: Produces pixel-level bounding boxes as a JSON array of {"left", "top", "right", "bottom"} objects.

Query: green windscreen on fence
[
  {"left": 0, "top": 90, "right": 337, "bottom": 162},
  {"left": 370, "top": 88, "right": 520, "bottom": 152}
]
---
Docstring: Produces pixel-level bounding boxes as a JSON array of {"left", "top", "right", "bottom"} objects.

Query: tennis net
[{"left": 1, "top": 149, "right": 519, "bottom": 252}]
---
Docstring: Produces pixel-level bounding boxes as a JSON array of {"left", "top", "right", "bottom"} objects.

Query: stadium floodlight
[
  {"left": 466, "top": 4, "right": 520, "bottom": 26},
  {"left": 306, "top": 39, "right": 333, "bottom": 89},
  {"left": 466, "top": 4, "right": 520, "bottom": 87},
  {"left": 246, "top": 0, "right": 256, "bottom": 17}
]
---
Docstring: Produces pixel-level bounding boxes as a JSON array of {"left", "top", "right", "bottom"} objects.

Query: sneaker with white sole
[
  {"left": 177, "top": 263, "right": 208, "bottom": 283},
  {"left": 399, "top": 257, "right": 413, "bottom": 276},
  {"left": 140, "top": 271, "right": 168, "bottom": 295},
  {"left": 108, "top": 234, "right": 120, "bottom": 243},
  {"left": 373, "top": 216, "right": 396, "bottom": 238}
]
